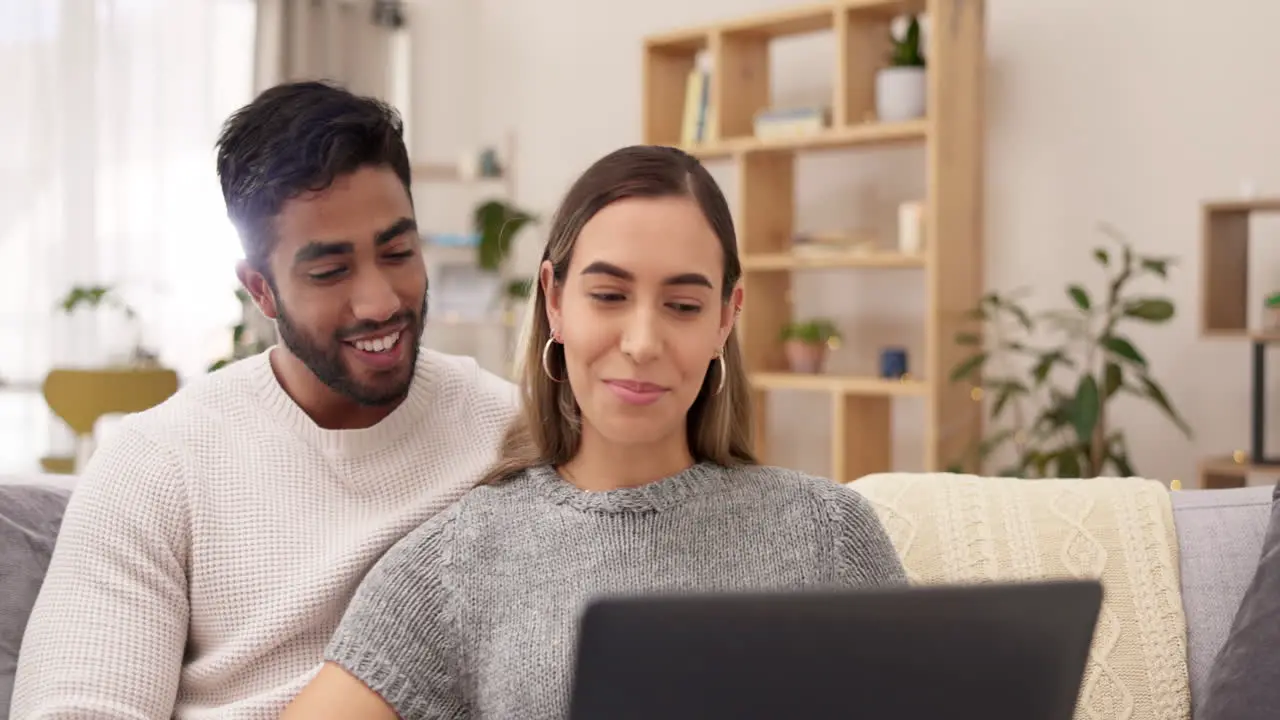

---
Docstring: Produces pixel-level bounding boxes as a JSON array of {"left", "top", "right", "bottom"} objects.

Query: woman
[{"left": 282, "top": 145, "right": 907, "bottom": 719}]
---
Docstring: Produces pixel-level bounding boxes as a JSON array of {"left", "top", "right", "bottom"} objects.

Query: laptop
[{"left": 568, "top": 579, "right": 1102, "bottom": 720}]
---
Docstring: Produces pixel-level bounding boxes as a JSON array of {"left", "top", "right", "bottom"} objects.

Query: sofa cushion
[
  {"left": 0, "top": 483, "right": 72, "bottom": 717},
  {"left": 1170, "top": 483, "right": 1274, "bottom": 711},
  {"left": 1199, "top": 481, "right": 1280, "bottom": 719},
  {"left": 851, "top": 472, "right": 1191, "bottom": 720}
]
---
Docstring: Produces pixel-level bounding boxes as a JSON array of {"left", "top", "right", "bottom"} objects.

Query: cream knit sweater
[{"left": 10, "top": 348, "right": 518, "bottom": 719}]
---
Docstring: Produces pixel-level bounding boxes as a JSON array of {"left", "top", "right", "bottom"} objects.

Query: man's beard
[{"left": 274, "top": 291, "right": 428, "bottom": 407}]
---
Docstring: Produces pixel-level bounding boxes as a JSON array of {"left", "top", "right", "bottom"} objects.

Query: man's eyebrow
[
  {"left": 294, "top": 240, "right": 352, "bottom": 266},
  {"left": 292, "top": 217, "right": 417, "bottom": 266},
  {"left": 580, "top": 261, "right": 713, "bottom": 288},
  {"left": 375, "top": 217, "right": 417, "bottom": 246}
]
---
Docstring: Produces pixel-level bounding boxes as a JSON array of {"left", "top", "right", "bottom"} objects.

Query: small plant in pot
[
  {"left": 875, "top": 14, "right": 926, "bottom": 122},
  {"left": 1265, "top": 291, "right": 1280, "bottom": 332},
  {"left": 780, "top": 319, "right": 841, "bottom": 374},
  {"left": 57, "top": 284, "right": 159, "bottom": 368}
]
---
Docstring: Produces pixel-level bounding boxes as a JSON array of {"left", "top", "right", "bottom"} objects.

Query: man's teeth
[{"left": 352, "top": 331, "right": 400, "bottom": 353}]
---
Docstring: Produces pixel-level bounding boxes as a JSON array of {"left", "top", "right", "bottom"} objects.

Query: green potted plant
[
  {"left": 1265, "top": 292, "right": 1280, "bottom": 332},
  {"left": 948, "top": 224, "right": 1191, "bottom": 477},
  {"left": 57, "top": 284, "right": 157, "bottom": 367},
  {"left": 780, "top": 318, "right": 841, "bottom": 373},
  {"left": 208, "top": 288, "right": 273, "bottom": 371},
  {"left": 876, "top": 14, "right": 926, "bottom": 122},
  {"left": 474, "top": 199, "right": 538, "bottom": 272}
]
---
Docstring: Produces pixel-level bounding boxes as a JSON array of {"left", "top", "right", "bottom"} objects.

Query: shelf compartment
[
  {"left": 833, "top": 394, "right": 893, "bottom": 481},
  {"left": 750, "top": 372, "right": 927, "bottom": 396},
  {"left": 1199, "top": 198, "right": 1280, "bottom": 335},
  {"left": 1198, "top": 454, "right": 1280, "bottom": 489},
  {"left": 642, "top": 34, "right": 710, "bottom": 147},
  {"left": 686, "top": 119, "right": 927, "bottom": 159},
  {"left": 836, "top": 4, "right": 890, "bottom": 125},
  {"left": 742, "top": 250, "right": 924, "bottom": 271}
]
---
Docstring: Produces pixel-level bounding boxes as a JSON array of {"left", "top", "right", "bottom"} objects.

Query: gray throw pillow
[
  {"left": 1201, "top": 479, "right": 1280, "bottom": 719},
  {"left": 0, "top": 484, "right": 71, "bottom": 718}
]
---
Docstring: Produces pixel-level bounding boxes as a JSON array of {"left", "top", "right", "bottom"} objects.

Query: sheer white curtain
[{"left": 0, "top": 0, "right": 256, "bottom": 473}]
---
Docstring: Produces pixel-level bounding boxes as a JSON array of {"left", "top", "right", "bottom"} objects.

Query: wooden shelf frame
[
  {"left": 1200, "top": 198, "right": 1280, "bottom": 336},
  {"left": 1199, "top": 454, "right": 1280, "bottom": 490},
  {"left": 642, "top": 0, "right": 986, "bottom": 481},
  {"left": 1198, "top": 197, "right": 1280, "bottom": 488}
]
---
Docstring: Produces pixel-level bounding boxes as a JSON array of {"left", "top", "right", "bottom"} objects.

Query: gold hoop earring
[
  {"left": 542, "top": 334, "right": 563, "bottom": 383},
  {"left": 714, "top": 349, "right": 726, "bottom": 396}
]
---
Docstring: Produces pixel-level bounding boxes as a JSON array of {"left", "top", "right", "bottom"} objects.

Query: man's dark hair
[{"left": 215, "top": 80, "right": 412, "bottom": 270}]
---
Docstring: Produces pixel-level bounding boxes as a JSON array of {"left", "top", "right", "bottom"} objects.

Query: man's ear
[
  {"left": 540, "top": 260, "right": 562, "bottom": 333},
  {"left": 235, "top": 260, "right": 278, "bottom": 320}
]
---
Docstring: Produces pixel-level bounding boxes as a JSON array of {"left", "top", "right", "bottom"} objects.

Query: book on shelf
[
  {"left": 753, "top": 106, "right": 830, "bottom": 141},
  {"left": 680, "top": 52, "right": 714, "bottom": 147}
]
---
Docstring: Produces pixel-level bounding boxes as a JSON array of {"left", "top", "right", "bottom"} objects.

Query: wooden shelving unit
[
  {"left": 1199, "top": 197, "right": 1280, "bottom": 488},
  {"left": 642, "top": 0, "right": 986, "bottom": 481}
]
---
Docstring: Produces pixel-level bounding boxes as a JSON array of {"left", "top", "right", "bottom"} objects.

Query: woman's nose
[{"left": 619, "top": 309, "right": 661, "bottom": 364}]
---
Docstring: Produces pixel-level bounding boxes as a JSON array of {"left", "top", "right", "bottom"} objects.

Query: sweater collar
[
  {"left": 526, "top": 462, "right": 728, "bottom": 513},
  {"left": 248, "top": 346, "right": 439, "bottom": 457}
]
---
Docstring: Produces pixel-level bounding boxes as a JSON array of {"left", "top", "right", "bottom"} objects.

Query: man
[{"left": 11, "top": 81, "right": 518, "bottom": 718}]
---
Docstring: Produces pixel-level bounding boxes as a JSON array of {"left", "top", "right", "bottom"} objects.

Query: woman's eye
[
  {"left": 670, "top": 303, "right": 702, "bottom": 314},
  {"left": 590, "top": 292, "right": 625, "bottom": 303}
]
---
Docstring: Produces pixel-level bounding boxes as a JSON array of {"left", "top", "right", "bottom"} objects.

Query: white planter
[{"left": 875, "top": 67, "right": 927, "bottom": 122}]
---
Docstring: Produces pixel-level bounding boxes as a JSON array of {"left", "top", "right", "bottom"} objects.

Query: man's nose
[{"left": 350, "top": 269, "right": 401, "bottom": 322}]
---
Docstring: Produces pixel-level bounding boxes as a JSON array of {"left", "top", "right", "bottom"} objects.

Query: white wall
[{"left": 406, "top": 0, "right": 1280, "bottom": 485}]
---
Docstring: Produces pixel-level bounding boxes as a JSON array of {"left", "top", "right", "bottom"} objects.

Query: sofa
[{"left": 1, "top": 470, "right": 1274, "bottom": 720}]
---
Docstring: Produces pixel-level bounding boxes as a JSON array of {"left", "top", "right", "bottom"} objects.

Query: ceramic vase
[
  {"left": 875, "top": 67, "right": 927, "bottom": 122},
  {"left": 784, "top": 340, "right": 828, "bottom": 374}
]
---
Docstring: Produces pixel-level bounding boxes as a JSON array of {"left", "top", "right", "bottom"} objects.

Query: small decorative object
[
  {"left": 897, "top": 201, "right": 924, "bottom": 255},
  {"left": 1265, "top": 292, "right": 1280, "bottom": 331},
  {"left": 478, "top": 147, "right": 502, "bottom": 178},
  {"left": 875, "top": 15, "right": 926, "bottom": 122},
  {"left": 879, "top": 347, "right": 909, "bottom": 379},
  {"left": 457, "top": 150, "right": 479, "bottom": 181},
  {"left": 779, "top": 319, "right": 841, "bottom": 374},
  {"left": 948, "top": 223, "right": 1189, "bottom": 477},
  {"left": 371, "top": 0, "right": 406, "bottom": 29}
]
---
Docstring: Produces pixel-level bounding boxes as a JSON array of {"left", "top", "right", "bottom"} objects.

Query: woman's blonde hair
[{"left": 479, "top": 145, "right": 756, "bottom": 485}]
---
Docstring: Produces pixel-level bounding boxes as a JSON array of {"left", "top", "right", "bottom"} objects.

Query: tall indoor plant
[{"left": 948, "top": 225, "right": 1191, "bottom": 477}]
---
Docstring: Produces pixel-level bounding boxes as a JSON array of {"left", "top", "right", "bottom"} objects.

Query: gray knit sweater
[{"left": 325, "top": 462, "right": 906, "bottom": 719}]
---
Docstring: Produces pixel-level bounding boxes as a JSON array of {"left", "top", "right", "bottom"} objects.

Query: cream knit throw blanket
[{"left": 850, "top": 473, "right": 1191, "bottom": 720}]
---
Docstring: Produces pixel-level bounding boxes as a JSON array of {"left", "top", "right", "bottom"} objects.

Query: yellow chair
[{"left": 40, "top": 368, "right": 179, "bottom": 473}]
